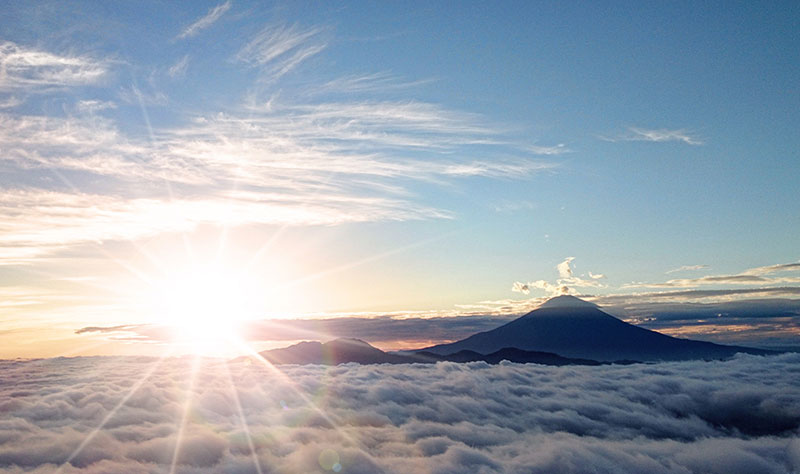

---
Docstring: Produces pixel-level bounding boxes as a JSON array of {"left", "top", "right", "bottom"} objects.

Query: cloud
[
  {"left": 117, "top": 84, "right": 168, "bottom": 106},
  {"left": 556, "top": 257, "right": 574, "bottom": 278},
  {"left": 667, "top": 264, "right": 710, "bottom": 274},
  {"left": 0, "top": 354, "right": 798, "bottom": 472},
  {"left": 167, "top": 55, "right": 190, "bottom": 78},
  {"left": 177, "top": 1, "right": 232, "bottom": 39},
  {"left": 0, "top": 188, "right": 455, "bottom": 263},
  {"left": 511, "top": 281, "right": 530, "bottom": 295},
  {"left": 0, "top": 21, "right": 559, "bottom": 265},
  {"left": 626, "top": 261, "right": 800, "bottom": 289},
  {"left": 75, "top": 100, "right": 116, "bottom": 113},
  {"left": 0, "top": 96, "right": 554, "bottom": 262},
  {"left": 0, "top": 42, "right": 109, "bottom": 92},
  {"left": 313, "top": 72, "right": 435, "bottom": 96},
  {"left": 527, "top": 143, "right": 571, "bottom": 155},
  {"left": 237, "top": 23, "right": 327, "bottom": 82},
  {"left": 513, "top": 257, "right": 606, "bottom": 298},
  {"left": 742, "top": 262, "right": 800, "bottom": 276},
  {"left": 0, "top": 96, "right": 23, "bottom": 108},
  {"left": 76, "top": 313, "right": 521, "bottom": 350},
  {"left": 604, "top": 127, "right": 703, "bottom": 145}
]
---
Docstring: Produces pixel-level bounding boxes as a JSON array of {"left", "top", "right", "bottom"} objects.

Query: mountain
[
  {"left": 259, "top": 338, "right": 410, "bottom": 365},
  {"left": 256, "top": 337, "right": 601, "bottom": 366},
  {"left": 417, "top": 295, "right": 776, "bottom": 362}
]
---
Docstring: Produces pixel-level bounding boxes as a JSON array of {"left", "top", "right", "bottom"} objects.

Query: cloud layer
[{"left": 0, "top": 354, "right": 798, "bottom": 473}]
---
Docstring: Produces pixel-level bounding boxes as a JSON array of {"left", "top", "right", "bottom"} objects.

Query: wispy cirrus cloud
[
  {"left": 312, "top": 72, "right": 436, "bottom": 96},
  {"left": 167, "top": 55, "right": 190, "bottom": 78},
  {"left": 237, "top": 23, "right": 327, "bottom": 81},
  {"left": 0, "top": 95, "right": 23, "bottom": 108},
  {"left": 0, "top": 27, "right": 557, "bottom": 268},
  {"left": 666, "top": 264, "right": 709, "bottom": 274},
  {"left": 625, "top": 261, "right": 800, "bottom": 289},
  {"left": 0, "top": 41, "right": 109, "bottom": 92},
  {"left": 742, "top": 262, "right": 800, "bottom": 276},
  {"left": 177, "top": 1, "right": 232, "bottom": 39},
  {"left": 0, "top": 189, "right": 452, "bottom": 263},
  {"left": 603, "top": 127, "right": 703, "bottom": 145},
  {"left": 0, "top": 95, "right": 556, "bottom": 262},
  {"left": 527, "top": 143, "right": 571, "bottom": 155}
]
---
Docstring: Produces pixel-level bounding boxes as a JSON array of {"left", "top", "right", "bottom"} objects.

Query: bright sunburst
[{"left": 148, "top": 264, "right": 258, "bottom": 356}]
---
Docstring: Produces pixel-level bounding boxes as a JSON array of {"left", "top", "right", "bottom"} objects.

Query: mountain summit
[
  {"left": 537, "top": 294, "right": 598, "bottom": 310},
  {"left": 418, "top": 295, "right": 773, "bottom": 362}
]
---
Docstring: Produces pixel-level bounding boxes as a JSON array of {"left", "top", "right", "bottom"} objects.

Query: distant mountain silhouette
[
  {"left": 260, "top": 338, "right": 409, "bottom": 365},
  {"left": 257, "top": 337, "right": 601, "bottom": 366},
  {"left": 418, "top": 295, "right": 777, "bottom": 362}
]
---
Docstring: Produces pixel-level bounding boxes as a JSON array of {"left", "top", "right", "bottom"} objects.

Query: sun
[{"left": 149, "top": 264, "right": 259, "bottom": 356}]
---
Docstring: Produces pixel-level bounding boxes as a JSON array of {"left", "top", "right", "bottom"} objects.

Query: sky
[{"left": 0, "top": 0, "right": 798, "bottom": 357}]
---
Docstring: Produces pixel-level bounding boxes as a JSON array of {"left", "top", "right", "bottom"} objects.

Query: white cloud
[
  {"left": 666, "top": 264, "right": 710, "bottom": 274},
  {"left": 742, "top": 262, "right": 800, "bottom": 276},
  {"left": 177, "top": 1, "right": 232, "bottom": 39},
  {"left": 511, "top": 281, "right": 530, "bottom": 295},
  {"left": 75, "top": 100, "right": 116, "bottom": 113},
  {"left": 556, "top": 256, "right": 575, "bottom": 278},
  {"left": 0, "top": 41, "right": 108, "bottom": 92},
  {"left": 0, "top": 99, "right": 554, "bottom": 262},
  {"left": 313, "top": 72, "right": 435, "bottom": 96},
  {"left": 0, "top": 189, "right": 452, "bottom": 263},
  {"left": 527, "top": 143, "right": 571, "bottom": 155},
  {"left": 0, "top": 95, "right": 23, "bottom": 108},
  {"left": 512, "top": 257, "right": 607, "bottom": 298},
  {"left": 167, "top": 55, "right": 190, "bottom": 78},
  {"left": 0, "top": 354, "right": 797, "bottom": 472},
  {"left": 237, "top": 24, "right": 327, "bottom": 81},
  {"left": 626, "top": 261, "right": 800, "bottom": 289},
  {"left": 604, "top": 127, "right": 703, "bottom": 145}
]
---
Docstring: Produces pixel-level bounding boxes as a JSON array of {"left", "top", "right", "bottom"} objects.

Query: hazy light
[{"left": 147, "top": 263, "right": 260, "bottom": 356}]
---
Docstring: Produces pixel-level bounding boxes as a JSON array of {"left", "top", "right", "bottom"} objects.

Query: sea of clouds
[{"left": 1, "top": 353, "right": 799, "bottom": 473}]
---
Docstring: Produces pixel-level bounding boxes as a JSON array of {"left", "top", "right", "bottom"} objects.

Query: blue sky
[{"left": 1, "top": 1, "right": 798, "bottom": 356}]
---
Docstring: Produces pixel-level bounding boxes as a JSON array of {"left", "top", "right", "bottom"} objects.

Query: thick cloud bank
[{"left": 1, "top": 354, "right": 799, "bottom": 473}]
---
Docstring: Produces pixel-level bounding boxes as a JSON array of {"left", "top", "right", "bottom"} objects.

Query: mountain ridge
[
  {"left": 253, "top": 337, "right": 603, "bottom": 366},
  {"left": 417, "top": 295, "right": 776, "bottom": 361}
]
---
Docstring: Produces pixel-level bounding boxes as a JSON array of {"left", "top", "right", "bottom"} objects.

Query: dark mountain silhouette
[
  {"left": 256, "top": 337, "right": 601, "bottom": 366},
  {"left": 418, "top": 295, "right": 777, "bottom": 362},
  {"left": 260, "top": 338, "right": 410, "bottom": 365}
]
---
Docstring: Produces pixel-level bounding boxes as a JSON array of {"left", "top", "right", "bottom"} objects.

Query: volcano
[{"left": 418, "top": 295, "right": 774, "bottom": 362}]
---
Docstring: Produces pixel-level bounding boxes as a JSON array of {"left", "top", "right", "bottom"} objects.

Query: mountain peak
[{"left": 538, "top": 294, "right": 597, "bottom": 310}]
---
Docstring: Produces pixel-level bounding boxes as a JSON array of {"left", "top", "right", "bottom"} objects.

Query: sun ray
[
  {"left": 273, "top": 229, "right": 457, "bottom": 293},
  {"left": 55, "top": 350, "right": 172, "bottom": 472},
  {"left": 223, "top": 361, "right": 264, "bottom": 474},
  {"left": 233, "top": 340, "right": 383, "bottom": 467},
  {"left": 169, "top": 354, "right": 201, "bottom": 474},
  {"left": 241, "top": 318, "right": 339, "bottom": 345}
]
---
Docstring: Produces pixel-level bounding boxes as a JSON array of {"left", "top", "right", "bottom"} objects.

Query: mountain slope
[
  {"left": 418, "top": 295, "right": 775, "bottom": 362},
  {"left": 257, "top": 337, "right": 601, "bottom": 366},
  {"left": 260, "top": 338, "right": 410, "bottom": 365}
]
